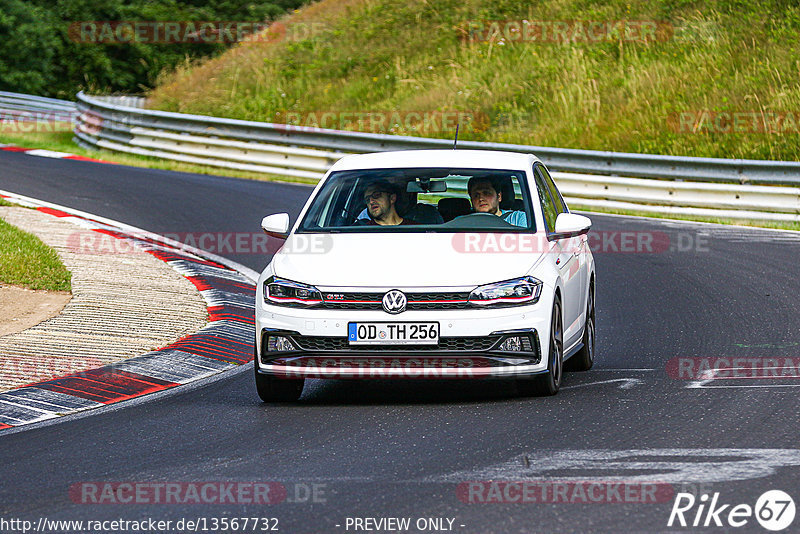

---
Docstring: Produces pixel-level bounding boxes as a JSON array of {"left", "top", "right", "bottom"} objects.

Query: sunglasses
[{"left": 363, "top": 191, "right": 388, "bottom": 202}]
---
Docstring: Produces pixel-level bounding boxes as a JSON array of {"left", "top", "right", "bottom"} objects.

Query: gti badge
[{"left": 382, "top": 290, "right": 407, "bottom": 314}]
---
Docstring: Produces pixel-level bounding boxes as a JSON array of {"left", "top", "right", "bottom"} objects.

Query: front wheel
[
  {"left": 517, "top": 297, "right": 563, "bottom": 396},
  {"left": 254, "top": 349, "right": 305, "bottom": 402}
]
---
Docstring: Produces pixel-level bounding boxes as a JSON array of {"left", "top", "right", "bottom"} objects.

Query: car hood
[{"left": 271, "top": 232, "right": 545, "bottom": 288}]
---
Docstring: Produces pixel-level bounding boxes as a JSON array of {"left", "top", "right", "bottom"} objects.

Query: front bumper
[
  {"left": 255, "top": 304, "right": 551, "bottom": 378},
  {"left": 256, "top": 359, "right": 549, "bottom": 379},
  {"left": 256, "top": 281, "right": 556, "bottom": 378}
]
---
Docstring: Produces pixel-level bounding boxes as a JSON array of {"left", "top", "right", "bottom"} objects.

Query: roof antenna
[{"left": 453, "top": 123, "right": 459, "bottom": 149}]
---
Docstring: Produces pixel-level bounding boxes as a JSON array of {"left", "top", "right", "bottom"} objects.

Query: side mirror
[
  {"left": 551, "top": 213, "right": 591, "bottom": 240},
  {"left": 261, "top": 213, "right": 290, "bottom": 239}
]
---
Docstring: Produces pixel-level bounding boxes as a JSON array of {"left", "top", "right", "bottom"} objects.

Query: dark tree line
[{"left": 0, "top": 0, "right": 304, "bottom": 98}]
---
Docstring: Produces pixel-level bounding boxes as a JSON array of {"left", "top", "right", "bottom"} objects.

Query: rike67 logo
[{"left": 668, "top": 490, "right": 795, "bottom": 531}]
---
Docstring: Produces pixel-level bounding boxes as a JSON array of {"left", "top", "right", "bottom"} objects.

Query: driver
[
  {"left": 467, "top": 177, "right": 527, "bottom": 227},
  {"left": 359, "top": 180, "right": 415, "bottom": 226}
]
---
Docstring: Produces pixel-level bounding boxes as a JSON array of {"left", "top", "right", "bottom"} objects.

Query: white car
[{"left": 254, "top": 150, "right": 595, "bottom": 401}]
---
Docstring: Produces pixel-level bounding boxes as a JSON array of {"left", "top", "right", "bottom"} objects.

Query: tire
[
  {"left": 565, "top": 283, "right": 595, "bottom": 372},
  {"left": 517, "top": 297, "right": 563, "bottom": 396},
  {"left": 254, "top": 346, "right": 305, "bottom": 402}
]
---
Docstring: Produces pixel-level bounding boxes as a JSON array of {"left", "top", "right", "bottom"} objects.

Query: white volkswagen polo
[{"left": 255, "top": 150, "right": 595, "bottom": 401}]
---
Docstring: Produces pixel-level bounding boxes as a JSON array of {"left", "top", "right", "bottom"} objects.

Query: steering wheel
[
  {"left": 444, "top": 211, "right": 516, "bottom": 229},
  {"left": 453, "top": 212, "right": 508, "bottom": 222}
]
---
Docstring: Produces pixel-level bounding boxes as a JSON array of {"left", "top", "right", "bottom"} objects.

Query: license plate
[{"left": 348, "top": 322, "right": 440, "bottom": 345}]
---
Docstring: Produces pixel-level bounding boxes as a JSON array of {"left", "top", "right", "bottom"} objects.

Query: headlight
[
  {"left": 468, "top": 276, "right": 542, "bottom": 307},
  {"left": 264, "top": 276, "right": 322, "bottom": 306}
]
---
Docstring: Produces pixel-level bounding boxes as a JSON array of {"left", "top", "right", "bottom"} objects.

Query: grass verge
[
  {"left": 148, "top": 0, "right": 800, "bottom": 161},
  {"left": 0, "top": 215, "right": 72, "bottom": 291}
]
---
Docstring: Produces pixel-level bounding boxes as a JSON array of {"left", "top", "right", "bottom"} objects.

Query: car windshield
[{"left": 297, "top": 167, "right": 535, "bottom": 233}]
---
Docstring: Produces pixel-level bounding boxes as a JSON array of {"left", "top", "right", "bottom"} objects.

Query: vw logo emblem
[{"left": 382, "top": 290, "right": 407, "bottom": 314}]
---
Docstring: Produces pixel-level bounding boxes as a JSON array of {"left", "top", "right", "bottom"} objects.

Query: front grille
[
  {"left": 438, "top": 337, "right": 498, "bottom": 351},
  {"left": 407, "top": 301, "right": 470, "bottom": 310},
  {"left": 291, "top": 335, "right": 501, "bottom": 352},
  {"left": 323, "top": 301, "right": 383, "bottom": 310},
  {"left": 320, "top": 292, "right": 471, "bottom": 311},
  {"left": 408, "top": 292, "right": 471, "bottom": 302},
  {"left": 293, "top": 336, "right": 349, "bottom": 351}
]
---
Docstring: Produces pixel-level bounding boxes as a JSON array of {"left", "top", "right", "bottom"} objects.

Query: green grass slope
[
  {"left": 148, "top": 0, "right": 800, "bottom": 161},
  {"left": 0, "top": 211, "right": 72, "bottom": 291}
]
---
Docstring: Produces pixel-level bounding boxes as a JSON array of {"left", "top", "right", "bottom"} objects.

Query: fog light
[
  {"left": 499, "top": 336, "right": 522, "bottom": 352},
  {"left": 267, "top": 335, "right": 296, "bottom": 352},
  {"left": 498, "top": 335, "right": 533, "bottom": 352}
]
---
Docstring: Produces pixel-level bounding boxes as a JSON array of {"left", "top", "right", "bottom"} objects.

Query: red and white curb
[
  {"left": 0, "top": 143, "right": 115, "bottom": 164},
  {"left": 0, "top": 190, "right": 258, "bottom": 430}
]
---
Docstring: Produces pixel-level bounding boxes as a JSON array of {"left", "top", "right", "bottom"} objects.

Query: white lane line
[
  {"left": 591, "top": 368, "right": 656, "bottom": 372},
  {"left": 562, "top": 378, "right": 644, "bottom": 390},
  {"left": 426, "top": 449, "right": 800, "bottom": 484},
  {"left": 690, "top": 384, "right": 800, "bottom": 389},
  {"left": 686, "top": 366, "right": 800, "bottom": 389},
  {"left": 25, "top": 149, "right": 73, "bottom": 159}
]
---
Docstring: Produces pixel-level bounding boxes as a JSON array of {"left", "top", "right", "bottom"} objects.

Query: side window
[
  {"left": 533, "top": 167, "right": 557, "bottom": 232},
  {"left": 537, "top": 164, "right": 567, "bottom": 214}
]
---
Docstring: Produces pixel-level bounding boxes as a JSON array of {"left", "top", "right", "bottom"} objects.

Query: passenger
[
  {"left": 359, "top": 180, "right": 415, "bottom": 226},
  {"left": 467, "top": 177, "right": 528, "bottom": 227}
]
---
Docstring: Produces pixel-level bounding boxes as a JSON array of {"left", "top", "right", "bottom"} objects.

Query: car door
[
  {"left": 538, "top": 164, "right": 590, "bottom": 324},
  {"left": 533, "top": 164, "right": 584, "bottom": 348}
]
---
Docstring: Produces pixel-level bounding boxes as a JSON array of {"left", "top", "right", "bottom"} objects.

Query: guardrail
[
  {"left": 1, "top": 89, "right": 794, "bottom": 221},
  {"left": 0, "top": 91, "right": 77, "bottom": 121},
  {"left": 58, "top": 92, "right": 798, "bottom": 222}
]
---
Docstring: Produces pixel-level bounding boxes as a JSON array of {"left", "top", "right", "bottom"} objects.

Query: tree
[{"left": 0, "top": 0, "right": 305, "bottom": 98}]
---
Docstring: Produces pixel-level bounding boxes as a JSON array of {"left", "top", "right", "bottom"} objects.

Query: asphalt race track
[{"left": 1, "top": 151, "right": 800, "bottom": 533}]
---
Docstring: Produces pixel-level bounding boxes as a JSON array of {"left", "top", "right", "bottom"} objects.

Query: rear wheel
[
  {"left": 517, "top": 297, "right": 563, "bottom": 396},
  {"left": 566, "top": 283, "right": 595, "bottom": 372},
  {"left": 254, "top": 346, "right": 305, "bottom": 402}
]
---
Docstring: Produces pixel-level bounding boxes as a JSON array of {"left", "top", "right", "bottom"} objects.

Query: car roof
[{"left": 328, "top": 149, "right": 541, "bottom": 172}]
